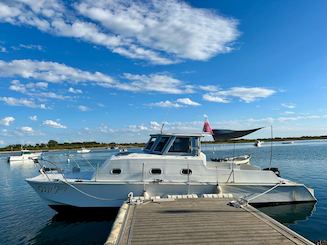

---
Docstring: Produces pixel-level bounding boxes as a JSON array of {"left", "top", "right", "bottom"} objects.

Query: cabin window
[
  {"left": 145, "top": 137, "right": 157, "bottom": 150},
  {"left": 154, "top": 136, "right": 170, "bottom": 152},
  {"left": 150, "top": 168, "right": 162, "bottom": 175},
  {"left": 181, "top": 169, "right": 192, "bottom": 175},
  {"left": 168, "top": 137, "right": 191, "bottom": 153},
  {"left": 111, "top": 168, "right": 122, "bottom": 175}
]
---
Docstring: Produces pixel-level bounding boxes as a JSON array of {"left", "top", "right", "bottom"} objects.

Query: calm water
[{"left": 0, "top": 141, "right": 326, "bottom": 244}]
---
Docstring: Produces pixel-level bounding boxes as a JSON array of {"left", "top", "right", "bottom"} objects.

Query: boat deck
[{"left": 106, "top": 198, "right": 314, "bottom": 245}]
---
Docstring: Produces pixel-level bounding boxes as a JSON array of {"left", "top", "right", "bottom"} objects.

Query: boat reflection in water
[{"left": 256, "top": 202, "right": 316, "bottom": 225}]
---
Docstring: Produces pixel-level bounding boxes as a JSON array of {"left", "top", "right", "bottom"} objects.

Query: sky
[{"left": 0, "top": 0, "right": 327, "bottom": 145}]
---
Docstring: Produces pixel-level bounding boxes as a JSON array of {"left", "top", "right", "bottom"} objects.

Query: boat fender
[
  {"left": 143, "top": 191, "right": 150, "bottom": 200},
  {"left": 263, "top": 167, "right": 281, "bottom": 177},
  {"left": 216, "top": 185, "right": 222, "bottom": 194}
]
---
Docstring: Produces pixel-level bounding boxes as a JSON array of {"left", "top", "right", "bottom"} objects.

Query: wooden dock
[{"left": 105, "top": 198, "right": 314, "bottom": 245}]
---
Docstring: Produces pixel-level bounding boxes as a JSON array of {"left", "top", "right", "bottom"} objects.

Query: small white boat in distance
[
  {"left": 211, "top": 155, "right": 251, "bottom": 165},
  {"left": 8, "top": 150, "right": 42, "bottom": 163},
  {"left": 282, "top": 141, "right": 294, "bottom": 145},
  {"left": 254, "top": 140, "right": 263, "bottom": 147},
  {"left": 76, "top": 148, "right": 91, "bottom": 154}
]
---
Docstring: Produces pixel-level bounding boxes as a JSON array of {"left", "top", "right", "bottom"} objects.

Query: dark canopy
[{"left": 212, "top": 128, "right": 263, "bottom": 141}]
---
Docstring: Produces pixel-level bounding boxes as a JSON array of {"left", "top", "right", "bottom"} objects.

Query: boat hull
[{"left": 26, "top": 179, "right": 316, "bottom": 212}]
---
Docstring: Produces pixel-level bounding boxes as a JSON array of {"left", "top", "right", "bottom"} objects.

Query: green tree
[{"left": 48, "top": 140, "right": 58, "bottom": 147}]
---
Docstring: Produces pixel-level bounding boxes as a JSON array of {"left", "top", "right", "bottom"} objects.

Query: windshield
[
  {"left": 168, "top": 137, "right": 191, "bottom": 153},
  {"left": 145, "top": 137, "right": 157, "bottom": 150},
  {"left": 154, "top": 136, "right": 170, "bottom": 152}
]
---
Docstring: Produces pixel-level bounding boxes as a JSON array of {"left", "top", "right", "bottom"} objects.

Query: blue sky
[{"left": 0, "top": 0, "right": 327, "bottom": 145}]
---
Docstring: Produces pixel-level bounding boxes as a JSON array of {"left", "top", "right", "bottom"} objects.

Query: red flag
[{"left": 203, "top": 118, "right": 213, "bottom": 135}]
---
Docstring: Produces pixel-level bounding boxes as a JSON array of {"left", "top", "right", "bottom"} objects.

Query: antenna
[
  {"left": 269, "top": 125, "right": 273, "bottom": 168},
  {"left": 160, "top": 123, "right": 165, "bottom": 134}
]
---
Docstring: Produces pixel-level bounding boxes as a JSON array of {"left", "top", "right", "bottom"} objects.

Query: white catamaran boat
[
  {"left": 26, "top": 133, "right": 316, "bottom": 212},
  {"left": 76, "top": 148, "right": 91, "bottom": 154},
  {"left": 8, "top": 150, "right": 42, "bottom": 163}
]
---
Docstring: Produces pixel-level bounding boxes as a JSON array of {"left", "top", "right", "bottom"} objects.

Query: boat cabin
[
  {"left": 143, "top": 133, "right": 203, "bottom": 156},
  {"left": 20, "top": 150, "right": 32, "bottom": 155}
]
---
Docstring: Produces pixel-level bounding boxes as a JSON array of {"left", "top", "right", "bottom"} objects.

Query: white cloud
[
  {"left": 9, "top": 80, "right": 70, "bottom": 101},
  {"left": 0, "top": 140, "right": 4, "bottom": 145},
  {"left": 20, "top": 126, "right": 34, "bottom": 134},
  {"left": 98, "top": 124, "right": 114, "bottom": 133},
  {"left": 281, "top": 103, "right": 296, "bottom": 109},
  {"left": 0, "top": 59, "right": 192, "bottom": 94},
  {"left": 68, "top": 87, "right": 83, "bottom": 94},
  {"left": 202, "top": 93, "right": 229, "bottom": 103},
  {"left": 199, "top": 85, "right": 219, "bottom": 92},
  {"left": 150, "top": 121, "right": 161, "bottom": 130},
  {"left": 148, "top": 97, "right": 201, "bottom": 108},
  {"left": 203, "top": 87, "right": 276, "bottom": 103},
  {"left": 78, "top": 105, "right": 90, "bottom": 112},
  {"left": 148, "top": 100, "right": 181, "bottom": 108},
  {"left": 0, "top": 96, "right": 47, "bottom": 109},
  {"left": 42, "top": 120, "right": 66, "bottom": 129},
  {"left": 123, "top": 73, "right": 193, "bottom": 94},
  {"left": 17, "top": 44, "right": 44, "bottom": 51},
  {"left": 176, "top": 98, "right": 201, "bottom": 106},
  {"left": 128, "top": 124, "right": 148, "bottom": 132},
  {"left": 0, "top": 0, "right": 239, "bottom": 64},
  {"left": 29, "top": 115, "right": 37, "bottom": 121},
  {"left": 9, "top": 80, "right": 48, "bottom": 93},
  {"left": 0, "top": 116, "right": 15, "bottom": 126},
  {"left": 284, "top": 111, "right": 295, "bottom": 115}
]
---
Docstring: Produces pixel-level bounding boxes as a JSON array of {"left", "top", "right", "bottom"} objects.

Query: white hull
[
  {"left": 211, "top": 155, "right": 250, "bottom": 165},
  {"left": 77, "top": 149, "right": 91, "bottom": 154},
  {"left": 26, "top": 133, "right": 316, "bottom": 212},
  {"left": 9, "top": 152, "right": 41, "bottom": 163},
  {"left": 26, "top": 177, "right": 316, "bottom": 209}
]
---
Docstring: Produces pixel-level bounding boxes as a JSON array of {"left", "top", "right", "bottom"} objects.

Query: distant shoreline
[{"left": 1, "top": 135, "right": 326, "bottom": 153}]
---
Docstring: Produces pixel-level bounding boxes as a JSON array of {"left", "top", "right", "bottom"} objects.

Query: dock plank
[{"left": 108, "top": 198, "right": 314, "bottom": 245}]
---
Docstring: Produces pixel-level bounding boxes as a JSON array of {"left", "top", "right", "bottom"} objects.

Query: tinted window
[
  {"left": 154, "top": 137, "right": 170, "bottom": 152},
  {"left": 111, "top": 168, "right": 121, "bottom": 175},
  {"left": 169, "top": 137, "right": 191, "bottom": 153},
  {"left": 181, "top": 169, "right": 192, "bottom": 175},
  {"left": 145, "top": 137, "right": 157, "bottom": 150},
  {"left": 150, "top": 168, "right": 162, "bottom": 175}
]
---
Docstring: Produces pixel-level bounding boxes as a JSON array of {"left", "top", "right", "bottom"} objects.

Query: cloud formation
[
  {"left": 0, "top": 0, "right": 239, "bottom": 64},
  {"left": 281, "top": 103, "right": 296, "bottom": 109},
  {"left": 20, "top": 126, "right": 34, "bottom": 134},
  {"left": 0, "top": 116, "right": 15, "bottom": 126},
  {"left": 42, "top": 119, "right": 66, "bottom": 129},
  {"left": 148, "top": 97, "right": 200, "bottom": 108},
  {"left": 0, "top": 59, "right": 193, "bottom": 94},
  {"left": 203, "top": 87, "right": 276, "bottom": 103},
  {"left": 29, "top": 115, "right": 37, "bottom": 121},
  {"left": 78, "top": 105, "right": 90, "bottom": 112},
  {"left": 0, "top": 96, "right": 47, "bottom": 109}
]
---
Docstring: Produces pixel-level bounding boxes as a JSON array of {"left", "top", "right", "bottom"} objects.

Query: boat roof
[{"left": 150, "top": 132, "right": 208, "bottom": 138}]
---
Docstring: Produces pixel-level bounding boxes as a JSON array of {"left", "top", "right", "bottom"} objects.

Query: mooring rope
[
  {"left": 58, "top": 179, "right": 126, "bottom": 201},
  {"left": 230, "top": 183, "right": 281, "bottom": 208}
]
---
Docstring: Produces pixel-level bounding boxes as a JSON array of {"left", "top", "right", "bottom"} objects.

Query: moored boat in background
[{"left": 8, "top": 150, "right": 42, "bottom": 163}]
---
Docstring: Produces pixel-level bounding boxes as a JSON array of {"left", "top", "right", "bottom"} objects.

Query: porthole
[
  {"left": 150, "top": 168, "right": 162, "bottom": 175},
  {"left": 181, "top": 169, "right": 192, "bottom": 175},
  {"left": 111, "top": 168, "right": 121, "bottom": 175}
]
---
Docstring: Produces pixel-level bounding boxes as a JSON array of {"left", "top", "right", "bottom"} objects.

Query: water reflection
[
  {"left": 257, "top": 202, "right": 316, "bottom": 224},
  {"left": 27, "top": 211, "right": 118, "bottom": 245}
]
